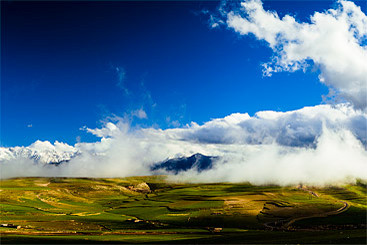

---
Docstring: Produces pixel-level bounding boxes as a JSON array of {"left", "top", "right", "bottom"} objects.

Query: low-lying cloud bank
[{"left": 1, "top": 104, "right": 366, "bottom": 185}]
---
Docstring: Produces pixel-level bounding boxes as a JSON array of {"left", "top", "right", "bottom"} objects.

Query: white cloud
[
  {"left": 82, "top": 122, "right": 121, "bottom": 138},
  {"left": 115, "top": 66, "right": 129, "bottom": 95},
  {"left": 226, "top": 0, "right": 367, "bottom": 109},
  {"left": 171, "top": 126, "right": 367, "bottom": 186},
  {"left": 166, "top": 104, "right": 366, "bottom": 147},
  {"left": 166, "top": 116, "right": 181, "bottom": 127},
  {"left": 132, "top": 108, "right": 148, "bottom": 119},
  {"left": 1, "top": 104, "right": 366, "bottom": 185}
]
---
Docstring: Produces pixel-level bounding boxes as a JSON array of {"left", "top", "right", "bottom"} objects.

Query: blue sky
[{"left": 1, "top": 0, "right": 365, "bottom": 147}]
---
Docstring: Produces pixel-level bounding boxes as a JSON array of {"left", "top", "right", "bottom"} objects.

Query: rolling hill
[{"left": 0, "top": 177, "right": 366, "bottom": 244}]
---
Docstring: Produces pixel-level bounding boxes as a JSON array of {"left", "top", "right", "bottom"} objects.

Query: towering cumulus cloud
[
  {"left": 226, "top": 0, "right": 367, "bottom": 109},
  {"left": 1, "top": 0, "right": 366, "bottom": 185}
]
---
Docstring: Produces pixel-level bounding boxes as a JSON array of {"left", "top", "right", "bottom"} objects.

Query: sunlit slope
[{"left": 0, "top": 177, "right": 366, "bottom": 244}]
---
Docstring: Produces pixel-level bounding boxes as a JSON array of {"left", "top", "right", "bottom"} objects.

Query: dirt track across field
[
  {"left": 283, "top": 200, "right": 349, "bottom": 228},
  {"left": 264, "top": 187, "right": 350, "bottom": 230}
]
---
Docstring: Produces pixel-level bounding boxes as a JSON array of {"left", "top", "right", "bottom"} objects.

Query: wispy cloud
[
  {"left": 132, "top": 108, "right": 148, "bottom": 119},
  {"left": 166, "top": 116, "right": 181, "bottom": 127},
  {"left": 115, "top": 66, "right": 129, "bottom": 95}
]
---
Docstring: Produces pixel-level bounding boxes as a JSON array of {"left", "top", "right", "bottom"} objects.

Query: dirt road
[
  {"left": 283, "top": 200, "right": 349, "bottom": 228},
  {"left": 263, "top": 187, "right": 350, "bottom": 230}
]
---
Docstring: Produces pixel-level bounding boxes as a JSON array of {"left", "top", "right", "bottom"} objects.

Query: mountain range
[
  {"left": 0, "top": 140, "right": 79, "bottom": 165},
  {"left": 0, "top": 141, "right": 215, "bottom": 172}
]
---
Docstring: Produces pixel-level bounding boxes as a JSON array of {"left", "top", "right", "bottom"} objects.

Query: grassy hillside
[{"left": 0, "top": 177, "right": 366, "bottom": 244}]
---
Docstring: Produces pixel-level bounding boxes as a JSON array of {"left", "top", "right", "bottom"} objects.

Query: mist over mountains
[
  {"left": 0, "top": 143, "right": 215, "bottom": 173},
  {"left": 1, "top": 104, "right": 366, "bottom": 185}
]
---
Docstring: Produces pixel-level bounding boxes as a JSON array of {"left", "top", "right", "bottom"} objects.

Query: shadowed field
[{"left": 0, "top": 177, "right": 366, "bottom": 244}]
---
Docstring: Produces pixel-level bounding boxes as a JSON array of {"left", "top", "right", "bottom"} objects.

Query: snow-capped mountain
[
  {"left": 0, "top": 140, "right": 218, "bottom": 173},
  {"left": 0, "top": 140, "right": 79, "bottom": 164}
]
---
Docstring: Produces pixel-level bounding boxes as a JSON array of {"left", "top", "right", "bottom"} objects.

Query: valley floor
[{"left": 0, "top": 177, "right": 366, "bottom": 244}]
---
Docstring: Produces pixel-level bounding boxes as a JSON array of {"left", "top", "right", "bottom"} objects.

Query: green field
[{"left": 0, "top": 177, "right": 366, "bottom": 244}]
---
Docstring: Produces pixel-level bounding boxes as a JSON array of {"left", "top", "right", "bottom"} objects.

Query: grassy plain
[{"left": 0, "top": 177, "right": 366, "bottom": 244}]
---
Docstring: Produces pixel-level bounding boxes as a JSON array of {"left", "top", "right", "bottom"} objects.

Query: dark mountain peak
[{"left": 151, "top": 153, "right": 217, "bottom": 174}]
